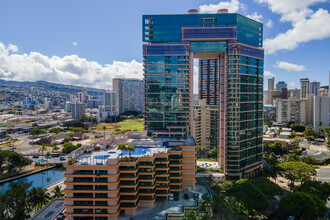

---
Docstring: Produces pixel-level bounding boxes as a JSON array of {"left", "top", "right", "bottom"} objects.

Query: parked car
[
  {"left": 32, "top": 155, "right": 39, "bottom": 158},
  {"left": 56, "top": 211, "right": 64, "bottom": 219},
  {"left": 60, "top": 156, "right": 66, "bottom": 161},
  {"left": 169, "top": 193, "right": 174, "bottom": 201},
  {"left": 193, "top": 193, "right": 199, "bottom": 200},
  {"left": 184, "top": 193, "right": 189, "bottom": 199}
]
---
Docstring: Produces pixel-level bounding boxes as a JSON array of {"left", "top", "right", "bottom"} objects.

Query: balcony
[
  {"left": 95, "top": 209, "right": 108, "bottom": 214},
  {"left": 170, "top": 173, "right": 182, "bottom": 177},
  {"left": 120, "top": 181, "right": 136, "bottom": 185},
  {"left": 155, "top": 158, "right": 168, "bottom": 162},
  {"left": 155, "top": 171, "right": 168, "bottom": 175},
  {"left": 170, "top": 179, "right": 181, "bottom": 183},
  {"left": 120, "top": 188, "right": 136, "bottom": 193},
  {"left": 73, "top": 186, "right": 93, "bottom": 191},
  {"left": 73, "top": 209, "right": 93, "bottom": 214},
  {"left": 139, "top": 175, "right": 153, "bottom": 180},
  {"left": 95, "top": 186, "right": 108, "bottom": 191},
  {"left": 95, "top": 193, "right": 108, "bottom": 198},
  {"left": 73, "top": 170, "right": 93, "bottom": 175},
  {"left": 120, "top": 166, "right": 137, "bottom": 171},
  {"left": 120, "top": 203, "right": 137, "bottom": 207},
  {"left": 170, "top": 185, "right": 182, "bottom": 189},
  {"left": 95, "top": 201, "right": 108, "bottom": 206},
  {"left": 169, "top": 155, "right": 182, "bottom": 160},
  {"left": 95, "top": 178, "right": 108, "bottom": 183},
  {"left": 73, "top": 193, "right": 93, "bottom": 198},
  {"left": 73, "top": 178, "right": 93, "bottom": 183},
  {"left": 170, "top": 167, "right": 182, "bottom": 171},
  {"left": 74, "top": 201, "right": 93, "bottom": 206}
]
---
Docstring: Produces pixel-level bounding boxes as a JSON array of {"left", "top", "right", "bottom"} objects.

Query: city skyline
[{"left": 0, "top": 0, "right": 330, "bottom": 91}]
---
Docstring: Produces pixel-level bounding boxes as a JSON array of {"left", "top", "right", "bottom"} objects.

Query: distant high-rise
[
  {"left": 71, "top": 98, "right": 86, "bottom": 119},
  {"left": 300, "top": 78, "right": 309, "bottom": 99},
  {"left": 98, "top": 90, "right": 118, "bottom": 119},
  {"left": 199, "top": 59, "right": 219, "bottom": 105},
  {"left": 313, "top": 96, "right": 330, "bottom": 130},
  {"left": 281, "top": 88, "right": 288, "bottom": 99},
  {"left": 276, "top": 81, "right": 287, "bottom": 91},
  {"left": 309, "top": 81, "right": 320, "bottom": 96},
  {"left": 268, "top": 77, "right": 275, "bottom": 104},
  {"left": 112, "top": 78, "right": 143, "bottom": 114},
  {"left": 193, "top": 99, "right": 218, "bottom": 150}
]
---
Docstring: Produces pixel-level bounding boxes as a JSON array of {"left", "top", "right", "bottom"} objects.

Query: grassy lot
[
  {"left": 197, "top": 157, "right": 217, "bottom": 162},
  {"left": 0, "top": 141, "right": 25, "bottom": 148},
  {"left": 96, "top": 119, "right": 144, "bottom": 132}
]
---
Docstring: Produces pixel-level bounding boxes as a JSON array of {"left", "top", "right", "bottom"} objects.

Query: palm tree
[
  {"left": 184, "top": 210, "right": 200, "bottom": 220},
  {"left": 39, "top": 145, "right": 47, "bottom": 159},
  {"left": 51, "top": 185, "right": 64, "bottom": 198},
  {"left": 126, "top": 144, "right": 135, "bottom": 158},
  {"left": 102, "top": 126, "right": 107, "bottom": 139},
  {"left": 35, "top": 187, "right": 50, "bottom": 210},
  {"left": 117, "top": 144, "right": 126, "bottom": 158}
]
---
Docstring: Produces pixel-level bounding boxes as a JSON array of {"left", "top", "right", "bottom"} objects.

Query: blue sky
[{"left": 0, "top": 0, "right": 330, "bottom": 91}]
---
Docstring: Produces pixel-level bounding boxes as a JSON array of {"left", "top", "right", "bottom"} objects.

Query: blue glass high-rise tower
[{"left": 143, "top": 9, "right": 264, "bottom": 179}]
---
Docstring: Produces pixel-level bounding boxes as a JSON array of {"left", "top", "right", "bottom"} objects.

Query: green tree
[
  {"left": 227, "top": 179, "right": 269, "bottom": 213},
  {"left": 117, "top": 144, "right": 126, "bottom": 158},
  {"left": 49, "top": 127, "right": 64, "bottom": 134},
  {"left": 301, "top": 155, "right": 316, "bottom": 164},
  {"left": 62, "top": 142, "right": 77, "bottom": 154},
  {"left": 277, "top": 161, "right": 316, "bottom": 190},
  {"left": 125, "top": 144, "right": 135, "bottom": 158},
  {"left": 185, "top": 210, "right": 201, "bottom": 220},
  {"left": 208, "top": 148, "right": 217, "bottom": 158},
  {"left": 280, "top": 191, "right": 326, "bottom": 220},
  {"left": 29, "top": 127, "right": 46, "bottom": 138},
  {"left": 70, "top": 127, "right": 84, "bottom": 134},
  {"left": 51, "top": 185, "right": 64, "bottom": 198},
  {"left": 53, "top": 145, "right": 59, "bottom": 153},
  {"left": 0, "top": 181, "right": 32, "bottom": 219}
]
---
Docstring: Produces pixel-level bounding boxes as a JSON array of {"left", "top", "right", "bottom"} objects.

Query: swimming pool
[{"left": 120, "top": 146, "right": 155, "bottom": 156}]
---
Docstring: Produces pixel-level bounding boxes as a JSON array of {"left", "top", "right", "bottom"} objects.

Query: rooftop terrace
[{"left": 73, "top": 137, "right": 195, "bottom": 166}]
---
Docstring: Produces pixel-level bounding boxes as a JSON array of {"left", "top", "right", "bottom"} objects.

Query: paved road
[
  {"left": 31, "top": 198, "right": 64, "bottom": 220},
  {"left": 316, "top": 166, "right": 330, "bottom": 217}
]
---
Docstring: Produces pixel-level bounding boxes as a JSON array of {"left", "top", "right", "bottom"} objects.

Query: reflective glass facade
[{"left": 143, "top": 11, "right": 263, "bottom": 179}]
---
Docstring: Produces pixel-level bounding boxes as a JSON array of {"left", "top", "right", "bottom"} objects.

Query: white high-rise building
[
  {"left": 276, "top": 99, "right": 306, "bottom": 124},
  {"left": 98, "top": 90, "right": 118, "bottom": 119},
  {"left": 112, "top": 78, "right": 143, "bottom": 114},
  {"left": 313, "top": 96, "right": 330, "bottom": 130},
  {"left": 71, "top": 98, "right": 86, "bottom": 119}
]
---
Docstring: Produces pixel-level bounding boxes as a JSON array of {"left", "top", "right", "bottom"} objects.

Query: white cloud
[
  {"left": 274, "top": 61, "right": 306, "bottom": 72},
  {"left": 246, "top": 12, "right": 263, "bottom": 22},
  {"left": 0, "top": 43, "right": 143, "bottom": 89},
  {"left": 199, "top": 0, "right": 242, "bottom": 13},
  {"left": 7, "top": 44, "right": 18, "bottom": 53},
  {"left": 72, "top": 42, "right": 78, "bottom": 46},
  {"left": 288, "top": 82, "right": 297, "bottom": 89},
  {"left": 264, "top": 70, "right": 275, "bottom": 77},
  {"left": 266, "top": 19, "right": 273, "bottom": 28},
  {"left": 255, "top": 0, "right": 330, "bottom": 54}
]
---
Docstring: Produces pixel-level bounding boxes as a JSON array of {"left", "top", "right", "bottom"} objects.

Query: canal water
[{"left": 0, "top": 167, "right": 65, "bottom": 195}]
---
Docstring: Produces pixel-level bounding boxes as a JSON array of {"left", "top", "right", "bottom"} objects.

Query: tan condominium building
[
  {"left": 63, "top": 137, "right": 196, "bottom": 220},
  {"left": 193, "top": 99, "right": 218, "bottom": 150}
]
